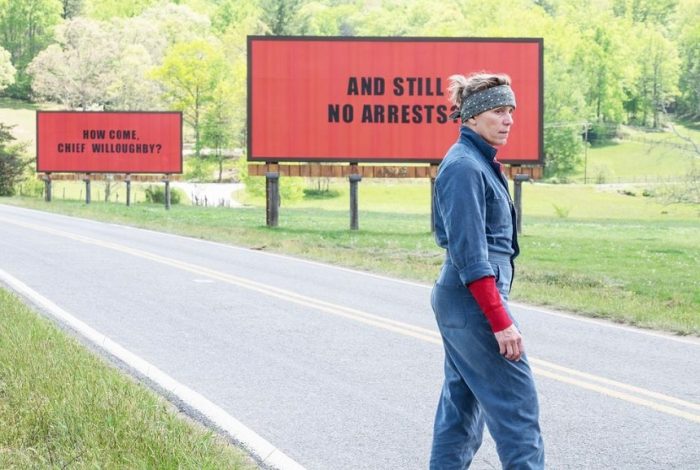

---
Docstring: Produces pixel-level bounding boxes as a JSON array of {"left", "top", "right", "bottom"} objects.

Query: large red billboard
[
  {"left": 36, "top": 111, "right": 182, "bottom": 173},
  {"left": 248, "top": 37, "right": 543, "bottom": 165}
]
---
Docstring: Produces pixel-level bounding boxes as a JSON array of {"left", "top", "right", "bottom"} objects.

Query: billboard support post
[
  {"left": 349, "top": 166, "right": 361, "bottom": 230},
  {"left": 163, "top": 174, "right": 171, "bottom": 210},
  {"left": 125, "top": 174, "right": 131, "bottom": 207},
  {"left": 266, "top": 171, "right": 280, "bottom": 227},
  {"left": 430, "top": 164, "right": 438, "bottom": 233},
  {"left": 43, "top": 173, "right": 52, "bottom": 202},
  {"left": 84, "top": 174, "right": 91, "bottom": 204},
  {"left": 513, "top": 173, "right": 530, "bottom": 234}
]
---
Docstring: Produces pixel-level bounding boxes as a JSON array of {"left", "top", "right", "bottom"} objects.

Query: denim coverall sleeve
[{"left": 434, "top": 158, "right": 494, "bottom": 286}]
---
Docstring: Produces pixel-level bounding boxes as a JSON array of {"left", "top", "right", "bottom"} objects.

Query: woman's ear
[{"left": 467, "top": 117, "right": 477, "bottom": 126}]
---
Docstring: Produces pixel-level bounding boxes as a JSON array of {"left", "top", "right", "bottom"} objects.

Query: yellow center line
[{"left": 3, "top": 215, "right": 699, "bottom": 424}]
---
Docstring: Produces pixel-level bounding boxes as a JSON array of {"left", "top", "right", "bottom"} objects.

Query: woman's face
[{"left": 467, "top": 106, "right": 515, "bottom": 147}]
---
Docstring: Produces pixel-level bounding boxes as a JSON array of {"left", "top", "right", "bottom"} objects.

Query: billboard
[
  {"left": 36, "top": 111, "right": 182, "bottom": 173},
  {"left": 248, "top": 37, "right": 543, "bottom": 164}
]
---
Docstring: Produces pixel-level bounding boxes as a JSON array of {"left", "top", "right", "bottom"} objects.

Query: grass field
[
  {"left": 0, "top": 289, "right": 256, "bottom": 469},
  {"left": 572, "top": 123, "right": 698, "bottom": 183}
]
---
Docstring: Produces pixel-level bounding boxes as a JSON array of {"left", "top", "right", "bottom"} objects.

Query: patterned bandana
[{"left": 449, "top": 85, "right": 516, "bottom": 122}]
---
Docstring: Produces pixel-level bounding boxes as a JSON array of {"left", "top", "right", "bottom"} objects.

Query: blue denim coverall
[{"left": 430, "top": 126, "right": 544, "bottom": 469}]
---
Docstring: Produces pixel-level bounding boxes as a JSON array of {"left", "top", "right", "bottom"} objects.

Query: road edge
[{"left": 0, "top": 268, "right": 307, "bottom": 470}]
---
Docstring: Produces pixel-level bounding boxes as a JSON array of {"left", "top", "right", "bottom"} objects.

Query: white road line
[
  {"left": 0, "top": 269, "right": 307, "bottom": 470},
  {"left": 2, "top": 203, "right": 696, "bottom": 345}
]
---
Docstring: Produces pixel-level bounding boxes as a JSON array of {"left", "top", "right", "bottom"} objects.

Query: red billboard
[
  {"left": 248, "top": 37, "right": 543, "bottom": 164},
  {"left": 36, "top": 111, "right": 182, "bottom": 173}
]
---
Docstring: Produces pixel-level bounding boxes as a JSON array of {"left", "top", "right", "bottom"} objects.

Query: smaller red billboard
[{"left": 37, "top": 111, "right": 182, "bottom": 173}]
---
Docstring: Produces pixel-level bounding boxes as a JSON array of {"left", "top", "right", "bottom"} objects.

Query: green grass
[
  {"left": 575, "top": 124, "right": 698, "bottom": 183},
  {"left": 0, "top": 288, "right": 256, "bottom": 469},
  {"left": 3, "top": 181, "right": 698, "bottom": 335},
  {"left": 0, "top": 98, "right": 41, "bottom": 147},
  {"left": 513, "top": 217, "right": 699, "bottom": 332}
]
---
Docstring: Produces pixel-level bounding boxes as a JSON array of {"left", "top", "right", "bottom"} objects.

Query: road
[{"left": 1, "top": 203, "right": 698, "bottom": 469}]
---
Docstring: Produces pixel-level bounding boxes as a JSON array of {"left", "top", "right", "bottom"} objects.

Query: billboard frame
[
  {"left": 247, "top": 36, "right": 544, "bottom": 165},
  {"left": 36, "top": 110, "right": 183, "bottom": 174}
]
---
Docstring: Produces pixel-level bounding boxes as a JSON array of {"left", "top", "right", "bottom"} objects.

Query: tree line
[{"left": 0, "top": 0, "right": 698, "bottom": 179}]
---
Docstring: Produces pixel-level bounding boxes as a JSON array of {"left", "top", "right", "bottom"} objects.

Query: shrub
[
  {"left": 18, "top": 177, "right": 44, "bottom": 197},
  {"left": 552, "top": 204, "right": 571, "bottom": 218},
  {"left": 0, "top": 123, "right": 28, "bottom": 196},
  {"left": 303, "top": 188, "right": 340, "bottom": 199},
  {"left": 144, "top": 185, "right": 185, "bottom": 205},
  {"left": 242, "top": 175, "right": 304, "bottom": 203}
]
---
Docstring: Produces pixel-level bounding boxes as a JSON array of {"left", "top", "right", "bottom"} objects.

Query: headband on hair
[{"left": 449, "top": 85, "right": 516, "bottom": 122}]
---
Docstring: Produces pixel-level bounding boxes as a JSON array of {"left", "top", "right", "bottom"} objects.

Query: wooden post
[
  {"left": 266, "top": 170, "right": 280, "bottom": 227},
  {"left": 513, "top": 173, "right": 530, "bottom": 234},
  {"left": 125, "top": 174, "right": 131, "bottom": 207},
  {"left": 43, "top": 173, "right": 52, "bottom": 202},
  {"left": 349, "top": 163, "right": 361, "bottom": 230},
  {"left": 430, "top": 163, "right": 438, "bottom": 232},
  {"left": 163, "top": 174, "right": 171, "bottom": 210},
  {"left": 84, "top": 173, "right": 91, "bottom": 204}
]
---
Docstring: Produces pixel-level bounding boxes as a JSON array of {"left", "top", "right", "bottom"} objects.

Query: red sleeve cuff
[{"left": 467, "top": 276, "right": 513, "bottom": 332}]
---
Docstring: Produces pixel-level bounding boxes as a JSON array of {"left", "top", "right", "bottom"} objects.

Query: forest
[{"left": 0, "top": 0, "right": 698, "bottom": 178}]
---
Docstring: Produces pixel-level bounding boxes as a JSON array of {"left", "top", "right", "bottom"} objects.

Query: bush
[
  {"left": 0, "top": 123, "right": 28, "bottom": 196},
  {"left": 303, "top": 188, "right": 340, "bottom": 199},
  {"left": 588, "top": 123, "right": 620, "bottom": 145},
  {"left": 242, "top": 175, "right": 304, "bottom": 203},
  {"left": 552, "top": 204, "right": 571, "bottom": 218},
  {"left": 17, "top": 177, "right": 44, "bottom": 197},
  {"left": 144, "top": 185, "right": 185, "bottom": 205},
  {"left": 184, "top": 156, "right": 215, "bottom": 182}
]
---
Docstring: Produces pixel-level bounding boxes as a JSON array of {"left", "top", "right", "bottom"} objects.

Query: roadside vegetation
[{"left": 0, "top": 289, "right": 256, "bottom": 469}]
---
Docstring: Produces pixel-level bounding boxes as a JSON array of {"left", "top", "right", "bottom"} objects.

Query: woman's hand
[{"left": 494, "top": 325, "right": 524, "bottom": 361}]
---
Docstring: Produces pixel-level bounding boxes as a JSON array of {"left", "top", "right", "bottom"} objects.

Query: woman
[{"left": 430, "top": 72, "right": 545, "bottom": 469}]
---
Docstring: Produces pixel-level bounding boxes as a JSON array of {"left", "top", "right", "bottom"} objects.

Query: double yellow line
[{"left": 2, "top": 215, "right": 699, "bottom": 424}]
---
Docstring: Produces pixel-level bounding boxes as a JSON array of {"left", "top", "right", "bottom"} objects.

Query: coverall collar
[{"left": 458, "top": 125, "right": 498, "bottom": 162}]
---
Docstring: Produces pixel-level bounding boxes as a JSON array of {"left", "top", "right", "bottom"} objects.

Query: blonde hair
[{"left": 447, "top": 73, "right": 512, "bottom": 109}]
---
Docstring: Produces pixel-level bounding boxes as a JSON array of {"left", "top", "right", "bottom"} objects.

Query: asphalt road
[{"left": 1, "top": 204, "right": 698, "bottom": 469}]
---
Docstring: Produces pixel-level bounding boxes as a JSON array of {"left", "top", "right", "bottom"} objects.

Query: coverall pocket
[
  {"left": 431, "top": 283, "right": 475, "bottom": 329},
  {"left": 490, "top": 261, "right": 512, "bottom": 297}
]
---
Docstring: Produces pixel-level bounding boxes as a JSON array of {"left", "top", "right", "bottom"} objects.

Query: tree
[
  {"left": 0, "top": 124, "right": 29, "bottom": 196},
  {"left": 573, "top": 21, "right": 629, "bottom": 124},
  {"left": 0, "top": 47, "right": 16, "bottom": 92},
  {"left": 83, "top": 0, "right": 157, "bottom": 20},
  {"left": 202, "top": 79, "right": 240, "bottom": 182},
  {"left": 259, "top": 0, "right": 306, "bottom": 35},
  {"left": 675, "top": 0, "right": 700, "bottom": 118},
  {"left": 612, "top": 0, "right": 678, "bottom": 25},
  {"left": 151, "top": 39, "right": 229, "bottom": 158},
  {"left": 105, "top": 43, "right": 163, "bottom": 110},
  {"left": 0, "top": 0, "right": 63, "bottom": 98},
  {"left": 542, "top": 23, "right": 587, "bottom": 178},
  {"left": 212, "top": 0, "right": 262, "bottom": 35},
  {"left": 138, "top": 3, "right": 212, "bottom": 45},
  {"left": 27, "top": 18, "right": 117, "bottom": 109},
  {"left": 61, "top": 0, "right": 84, "bottom": 19},
  {"left": 632, "top": 26, "right": 680, "bottom": 127}
]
